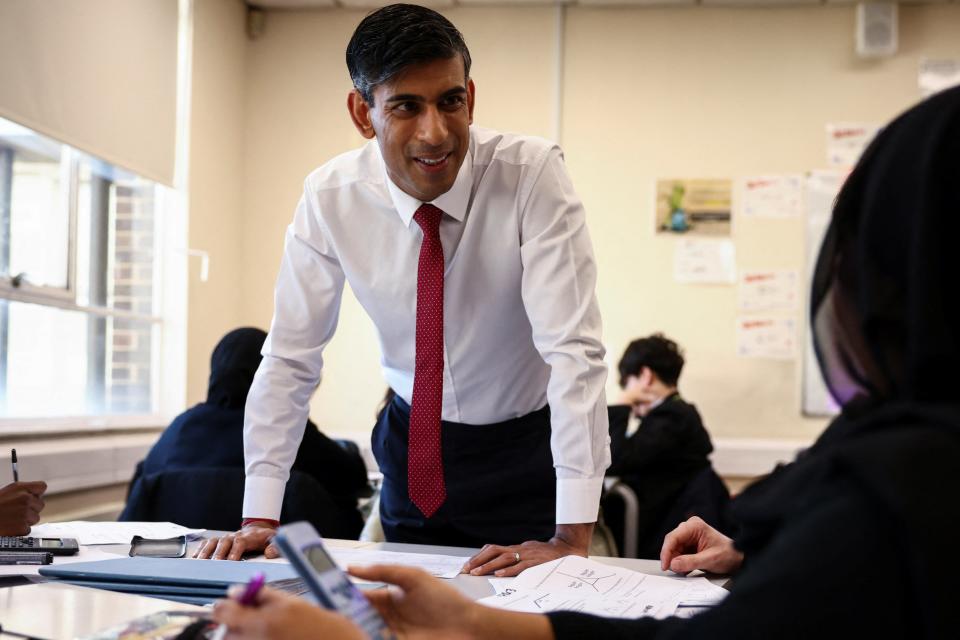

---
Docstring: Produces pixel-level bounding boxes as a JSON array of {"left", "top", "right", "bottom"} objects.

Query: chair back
[{"left": 120, "top": 466, "right": 363, "bottom": 538}]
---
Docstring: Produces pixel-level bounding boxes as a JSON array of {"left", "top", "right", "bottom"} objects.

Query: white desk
[
  {"left": 0, "top": 582, "right": 204, "bottom": 639},
  {"left": 0, "top": 535, "right": 728, "bottom": 639}
]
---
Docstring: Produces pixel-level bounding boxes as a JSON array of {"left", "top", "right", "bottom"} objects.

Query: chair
[
  {"left": 119, "top": 467, "right": 364, "bottom": 539},
  {"left": 604, "top": 466, "right": 733, "bottom": 559}
]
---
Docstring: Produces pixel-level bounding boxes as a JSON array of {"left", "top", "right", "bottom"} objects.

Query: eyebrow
[{"left": 384, "top": 86, "right": 467, "bottom": 104}]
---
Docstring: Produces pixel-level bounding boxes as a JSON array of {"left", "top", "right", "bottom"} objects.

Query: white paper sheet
[
  {"left": 736, "top": 316, "right": 797, "bottom": 360},
  {"left": 674, "top": 239, "right": 736, "bottom": 284},
  {"left": 0, "top": 546, "right": 125, "bottom": 577},
  {"left": 478, "top": 556, "right": 703, "bottom": 619},
  {"left": 738, "top": 270, "right": 799, "bottom": 313},
  {"left": 919, "top": 59, "right": 960, "bottom": 98},
  {"left": 326, "top": 547, "right": 468, "bottom": 579},
  {"left": 739, "top": 175, "right": 803, "bottom": 218},
  {"left": 29, "top": 521, "right": 204, "bottom": 545},
  {"left": 826, "top": 123, "right": 880, "bottom": 168}
]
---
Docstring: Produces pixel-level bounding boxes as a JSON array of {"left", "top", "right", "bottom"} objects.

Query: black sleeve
[
  {"left": 292, "top": 421, "right": 369, "bottom": 498},
  {"left": 606, "top": 408, "right": 693, "bottom": 475},
  {"left": 552, "top": 480, "right": 910, "bottom": 639},
  {"left": 607, "top": 405, "right": 632, "bottom": 470}
]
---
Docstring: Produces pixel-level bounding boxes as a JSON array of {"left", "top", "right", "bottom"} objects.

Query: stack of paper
[
  {"left": 479, "top": 556, "right": 727, "bottom": 619},
  {"left": 29, "top": 521, "right": 204, "bottom": 545}
]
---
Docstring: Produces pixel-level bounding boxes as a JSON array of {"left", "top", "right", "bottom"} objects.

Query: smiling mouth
[{"left": 414, "top": 152, "right": 452, "bottom": 171}]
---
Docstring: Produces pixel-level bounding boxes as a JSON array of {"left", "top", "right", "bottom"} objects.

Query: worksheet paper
[
  {"left": 28, "top": 521, "right": 204, "bottom": 545},
  {"left": 249, "top": 546, "right": 468, "bottom": 579},
  {"left": 478, "top": 556, "right": 725, "bottom": 619}
]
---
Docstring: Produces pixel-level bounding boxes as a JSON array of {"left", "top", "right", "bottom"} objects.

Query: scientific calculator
[{"left": 0, "top": 536, "right": 79, "bottom": 555}]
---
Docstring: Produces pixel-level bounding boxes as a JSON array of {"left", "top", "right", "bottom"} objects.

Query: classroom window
[{"left": 0, "top": 117, "right": 167, "bottom": 420}]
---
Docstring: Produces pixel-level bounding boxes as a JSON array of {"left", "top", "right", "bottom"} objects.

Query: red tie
[{"left": 409, "top": 203, "right": 446, "bottom": 518}]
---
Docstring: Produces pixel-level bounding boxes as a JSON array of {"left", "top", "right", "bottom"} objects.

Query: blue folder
[{"left": 39, "top": 557, "right": 303, "bottom": 603}]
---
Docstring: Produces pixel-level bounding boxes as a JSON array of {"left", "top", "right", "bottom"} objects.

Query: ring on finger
[{"left": 514, "top": 551, "right": 521, "bottom": 564}]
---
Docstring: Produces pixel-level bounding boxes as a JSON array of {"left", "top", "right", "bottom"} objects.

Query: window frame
[{"left": 0, "top": 126, "right": 173, "bottom": 435}]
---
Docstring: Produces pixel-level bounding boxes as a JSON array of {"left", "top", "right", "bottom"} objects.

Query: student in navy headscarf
[{"left": 128, "top": 327, "right": 368, "bottom": 535}]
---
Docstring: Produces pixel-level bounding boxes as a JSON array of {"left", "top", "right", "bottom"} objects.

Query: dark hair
[
  {"left": 617, "top": 333, "right": 685, "bottom": 388},
  {"left": 346, "top": 4, "right": 472, "bottom": 105}
]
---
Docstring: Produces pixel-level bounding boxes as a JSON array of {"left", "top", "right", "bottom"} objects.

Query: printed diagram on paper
[{"left": 478, "top": 556, "right": 726, "bottom": 619}]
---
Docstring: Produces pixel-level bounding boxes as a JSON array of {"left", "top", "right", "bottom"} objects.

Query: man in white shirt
[{"left": 196, "top": 3, "right": 609, "bottom": 576}]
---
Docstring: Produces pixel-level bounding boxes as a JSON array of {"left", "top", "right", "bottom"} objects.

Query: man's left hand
[{"left": 461, "top": 522, "right": 594, "bottom": 577}]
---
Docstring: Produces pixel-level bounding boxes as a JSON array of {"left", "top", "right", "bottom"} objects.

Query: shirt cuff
[
  {"left": 555, "top": 476, "right": 604, "bottom": 524},
  {"left": 242, "top": 474, "right": 286, "bottom": 522}
]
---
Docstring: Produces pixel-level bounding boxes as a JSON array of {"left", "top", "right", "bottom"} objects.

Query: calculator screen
[{"left": 39, "top": 539, "right": 61, "bottom": 548}]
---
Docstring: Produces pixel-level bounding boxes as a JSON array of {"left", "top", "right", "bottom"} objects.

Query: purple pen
[{"left": 237, "top": 571, "right": 266, "bottom": 606}]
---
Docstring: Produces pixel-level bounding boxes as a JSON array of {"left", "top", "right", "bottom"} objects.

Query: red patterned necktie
[{"left": 409, "top": 203, "right": 446, "bottom": 518}]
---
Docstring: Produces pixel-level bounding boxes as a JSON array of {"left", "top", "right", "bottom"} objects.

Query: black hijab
[
  {"left": 735, "top": 87, "right": 960, "bottom": 638},
  {"left": 810, "top": 86, "right": 960, "bottom": 409},
  {"left": 206, "top": 327, "right": 268, "bottom": 409}
]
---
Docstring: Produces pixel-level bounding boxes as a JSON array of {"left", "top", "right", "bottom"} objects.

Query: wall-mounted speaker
[{"left": 856, "top": 3, "right": 898, "bottom": 58}]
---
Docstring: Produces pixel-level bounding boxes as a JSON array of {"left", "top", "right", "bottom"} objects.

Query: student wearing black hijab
[
  {"left": 129, "top": 328, "right": 369, "bottom": 533},
  {"left": 211, "top": 87, "right": 960, "bottom": 640}
]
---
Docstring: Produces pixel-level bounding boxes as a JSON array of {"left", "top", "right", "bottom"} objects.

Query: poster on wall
[
  {"left": 738, "top": 270, "right": 799, "bottom": 313},
  {"left": 655, "top": 178, "right": 732, "bottom": 236},
  {"left": 674, "top": 238, "right": 736, "bottom": 284},
  {"left": 825, "top": 123, "right": 880, "bottom": 168},
  {"left": 738, "top": 175, "right": 803, "bottom": 219},
  {"left": 736, "top": 317, "right": 797, "bottom": 360},
  {"left": 919, "top": 59, "right": 960, "bottom": 98}
]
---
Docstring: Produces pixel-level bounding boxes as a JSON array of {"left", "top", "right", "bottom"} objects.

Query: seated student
[
  {"left": 125, "top": 327, "right": 368, "bottom": 531},
  {"left": 211, "top": 86, "right": 960, "bottom": 639},
  {"left": 0, "top": 481, "right": 46, "bottom": 536},
  {"left": 604, "top": 334, "right": 729, "bottom": 557}
]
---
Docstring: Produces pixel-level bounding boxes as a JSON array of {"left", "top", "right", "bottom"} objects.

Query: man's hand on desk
[
  {"left": 193, "top": 521, "right": 281, "bottom": 561},
  {"left": 461, "top": 522, "right": 594, "bottom": 577},
  {"left": 0, "top": 481, "right": 46, "bottom": 536}
]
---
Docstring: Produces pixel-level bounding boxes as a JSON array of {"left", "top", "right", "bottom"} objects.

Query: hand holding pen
[
  {"left": 0, "top": 450, "right": 46, "bottom": 537},
  {"left": 209, "top": 572, "right": 266, "bottom": 639}
]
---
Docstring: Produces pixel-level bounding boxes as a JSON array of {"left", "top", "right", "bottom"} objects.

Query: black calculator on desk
[{"left": 0, "top": 536, "right": 79, "bottom": 555}]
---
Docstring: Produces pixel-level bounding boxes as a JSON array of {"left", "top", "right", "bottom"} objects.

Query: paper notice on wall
[
  {"left": 739, "top": 270, "right": 799, "bottom": 313},
  {"left": 674, "top": 239, "right": 736, "bottom": 284},
  {"left": 919, "top": 59, "right": 960, "bottom": 98},
  {"left": 739, "top": 175, "right": 803, "bottom": 218},
  {"left": 826, "top": 123, "right": 880, "bottom": 168},
  {"left": 736, "top": 317, "right": 797, "bottom": 360}
]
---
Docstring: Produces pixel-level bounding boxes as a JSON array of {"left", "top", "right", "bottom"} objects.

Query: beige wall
[
  {"left": 186, "top": 0, "right": 248, "bottom": 405},
  {"left": 565, "top": 4, "right": 960, "bottom": 440},
  {"left": 188, "top": 4, "right": 960, "bottom": 444}
]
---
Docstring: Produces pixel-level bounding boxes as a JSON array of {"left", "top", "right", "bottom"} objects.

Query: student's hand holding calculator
[{"left": 213, "top": 584, "right": 369, "bottom": 640}]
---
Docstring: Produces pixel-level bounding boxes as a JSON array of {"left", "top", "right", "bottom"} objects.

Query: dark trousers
[{"left": 372, "top": 396, "right": 556, "bottom": 547}]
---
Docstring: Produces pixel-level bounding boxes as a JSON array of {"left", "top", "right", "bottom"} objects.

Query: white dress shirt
[{"left": 243, "top": 126, "right": 610, "bottom": 525}]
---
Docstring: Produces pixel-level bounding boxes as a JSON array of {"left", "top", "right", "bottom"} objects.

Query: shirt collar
[{"left": 381, "top": 141, "right": 473, "bottom": 227}]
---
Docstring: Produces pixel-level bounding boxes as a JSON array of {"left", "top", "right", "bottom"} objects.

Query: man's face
[{"left": 348, "top": 56, "right": 475, "bottom": 203}]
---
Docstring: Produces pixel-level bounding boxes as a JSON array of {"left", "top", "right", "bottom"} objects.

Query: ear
[
  {"left": 466, "top": 78, "right": 476, "bottom": 125},
  {"left": 347, "top": 89, "right": 375, "bottom": 140}
]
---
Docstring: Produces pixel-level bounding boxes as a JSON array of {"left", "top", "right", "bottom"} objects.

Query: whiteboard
[{"left": 801, "top": 171, "right": 843, "bottom": 417}]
